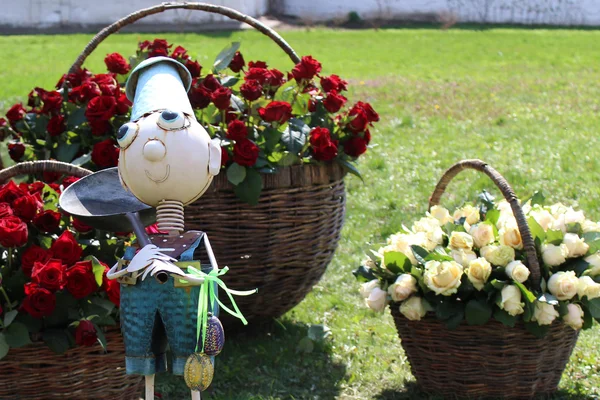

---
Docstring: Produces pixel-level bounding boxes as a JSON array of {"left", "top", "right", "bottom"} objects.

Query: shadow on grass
[{"left": 155, "top": 318, "right": 347, "bottom": 400}]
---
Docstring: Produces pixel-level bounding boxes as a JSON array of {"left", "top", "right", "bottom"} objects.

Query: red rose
[
  {"left": 28, "top": 87, "right": 46, "bottom": 109},
  {"left": 50, "top": 230, "right": 82, "bottom": 265},
  {"left": 0, "top": 216, "right": 28, "bottom": 247},
  {"left": 13, "top": 193, "right": 42, "bottom": 221},
  {"left": 211, "top": 87, "right": 232, "bottom": 110},
  {"left": 171, "top": 46, "right": 189, "bottom": 60},
  {"left": 0, "top": 118, "right": 6, "bottom": 128},
  {"left": 47, "top": 115, "right": 66, "bottom": 137},
  {"left": 28, "top": 182, "right": 45, "bottom": 195},
  {"left": 32, "top": 259, "right": 66, "bottom": 291},
  {"left": 91, "top": 74, "right": 118, "bottom": 96},
  {"left": 57, "top": 68, "right": 91, "bottom": 88},
  {"left": 248, "top": 61, "right": 267, "bottom": 69},
  {"left": 114, "top": 93, "right": 131, "bottom": 115},
  {"left": 258, "top": 101, "right": 292, "bottom": 124},
  {"left": 21, "top": 283, "right": 56, "bottom": 318},
  {"left": 309, "top": 127, "right": 338, "bottom": 161},
  {"left": 347, "top": 110, "right": 369, "bottom": 133},
  {"left": 72, "top": 218, "right": 93, "bottom": 233},
  {"left": 40, "top": 91, "right": 63, "bottom": 114},
  {"left": 244, "top": 68, "right": 271, "bottom": 85},
  {"left": 21, "top": 245, "right": 51, "bottom": 276},
  {"left": 148, "top": 39, "right": 171, "bottom": 57},
  {"left": 267, "top": 69, "right": 285, "bottom": 88},
  {"left": 33, "top": 209, "right": 62, "bottom": 233},
  {"left": 201, "top": 75, "right": 221, "bottom": 92},
  {"left": 61, "top": 176, "right": 80, "bottom": 189},
  {"left": 6, "top": 104, "right": 26, "bottom": 124},
  {"left": 240, "top": 80, "right": 263, "bottom": 101},
  {"left": 102, "top": 266, "right": 120, "bottom": 307},
  {"left": 185, "top": 60, "right": 202, "bottom": 79},
  {"left": 104, "top": 53, "right": 131, "bottom": 75},
  {"left": 85, "top": 96, "right": 117, "bottom": 123},
  {"left": 226, "top": 120, "right": 248, "bottom": 141},
  {"left": 221, "top": 147, "right": 230, "bottom": 166},
  {"left": 189, "top": 82, "right": 212, "bottom": 110},
  {"left": 75, "top": 319, "right": 98, "bottom": 346},
  {"left": 0, "top": 181, "right": 25, "bottom": 204},
  {"left": 229, "top": 51, "right": 245, "bottom": 72},
  {"left": 323, "top": 90, "right": 347, "bottom": 113},
  {"left": 92, "top": 139, "right": 120, "bottom": 168},
  {"left": 320, "top": 74, "right": 348, "bottom": 93},
  {"left": 343, "top": 136, "right": 368, "bottom": 157},
  {"left": 69, "top": 82, "right": 101, "bottom": 103},
  {"left": 139, "top": 40, "right": 151, "bottom": 50},
  {"left": 350, "top": 102, "right": 379, "bottom": 123},
  {"left": 48, "top": 183, "right": 61, "bottom": 193},
  {"left": 0, "top": 203, "right": 13, "bottom": 218},
  {"left": 89, "top": 120, "right": 111, "bottom": 136},
  {"left": 292, "top": 56, "right": 322, "bottom": 81},
  {"left": 233, "top": 139, "right": 259, "bottom": 167},
  {"left": 66, "top": 260, "right": 98, "bottom": 299},
  {"left": 8, "top": 142, "right": 25, "bottom": 162}
]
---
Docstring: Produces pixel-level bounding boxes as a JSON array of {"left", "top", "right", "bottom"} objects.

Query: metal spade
[{"left": 59, "top": 167, "right": 154, "bottom": 246}]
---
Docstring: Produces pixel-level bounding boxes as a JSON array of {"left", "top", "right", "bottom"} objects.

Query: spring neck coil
[{"left": 156, "top": 199, "right": 185, "bottom": 234}]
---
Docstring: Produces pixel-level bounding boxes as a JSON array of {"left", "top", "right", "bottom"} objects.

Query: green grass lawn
[{"left": 2, "top": 27, "right": 600, "bottom": 399}]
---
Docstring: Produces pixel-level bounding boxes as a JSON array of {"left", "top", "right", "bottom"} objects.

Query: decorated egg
[
  {"left": 184, "top": 353, "right": 214, "bottom": 391},
  {"left": 202, "top": 315, "right": 225, "bottom": 356}
]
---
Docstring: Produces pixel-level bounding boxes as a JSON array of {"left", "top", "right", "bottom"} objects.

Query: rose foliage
[
  {"left": 2, "top": 39, "right": 378, "bottom": 205},
  {"left": 0, "top": 178, "right": 127, "bottom": 358},
  {"left": 355, "top": 191, "right": 600, "bottom": 337}
]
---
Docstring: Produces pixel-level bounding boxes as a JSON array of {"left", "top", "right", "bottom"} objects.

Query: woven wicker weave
[
  {"left": 388, "top": 159, "right": 579, "bottom": 398},
  {"left": 63, "top": 3, "right": 346, "bottom": 325},
  {"left": 0, "top": 161, "right": 143, "bottom": 400}
]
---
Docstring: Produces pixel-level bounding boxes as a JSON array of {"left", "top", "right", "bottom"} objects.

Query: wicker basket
[
  {"left": 63, "top": 3, "right": 347, "bottom": 325},
  {"left": 0, "top": 161, "right": 143, "bottom": 400},
  {"left": 389, "top": 159, "right": 579, "bottom": 399}
]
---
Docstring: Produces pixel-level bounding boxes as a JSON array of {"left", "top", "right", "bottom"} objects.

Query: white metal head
[{"left": 117, "top": 57, "right": 220, "bottom": 207}]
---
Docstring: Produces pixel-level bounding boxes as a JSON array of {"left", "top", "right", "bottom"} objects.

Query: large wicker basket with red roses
[{"left": 2, "top": 3, "right": 379, "bottom": 326}]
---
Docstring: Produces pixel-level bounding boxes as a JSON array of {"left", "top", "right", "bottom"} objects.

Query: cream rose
[
  {"left": 498, "top": 222, "right": 523, "bottom": 250},
  {"left": 451, "top": 249, "right": 477, "bottom": 267},
  {"left": 359, "top": 279, "right": 380, "bottom": 298},
  {"left": 412, "top": 217, "right": 444, "bottom": 250},
  {"left": 423, "top": 260, "right": 463, "bottom": 296},
  {"left": 499, "top": 285, "right": 525, "bottom": 316},
  {"left": 505, "top": 260, "right": 530, "bottom": 283},
  {"left": 449, "top": 231, "right": 474, "bottom": 251},
  {"left": 582, "top": 220, "right": 600, "bottom": 233},
  {"left": 542, "top": 244, "right": 568, "bottom": 267},
  {"left": 366, "top": 287, "right": 388, "bottom": 312},
  {"left": 563, "top": 303, "right": 584, "bottom": 330},
  {"left": 563, "top": 233, "right": 589, "bottom": 258},
  {"left": 428, "top": 205, "right": 453, "bottom": 225},
  {"left": 467, "top": 258, "right": 492, "bottom": 290},
  {"left": 383, "top": 232, "right": 430, "bottom": 265},
  {"left": 585, "top": 253, "right": 600, "bottom": 276},
  {"left": 469, "top": 223, "right": 495, "bottom": 249},
  {"left": 480, "top": 244, "right": 515, "bottom": 267},
  {"left": 453, "top": 204, "right": 480, "bottom": 226},
  {"left": 399, "top": 296, "right": 429, "bottom": 321},
  {"left": 532, "top": 301, "right": 559, "bottom": 325},
  {"left": 547, "top": 271, "right": 579, "bottom": 300},
  {"left": 529, "top": 207, "right": 554, "bottom": 231},
  {"left": 577, "top": 276, "right": 600, "bottom": 300},
  {"left": 388, "top": 274, "right": 418, "bottom": 302}
]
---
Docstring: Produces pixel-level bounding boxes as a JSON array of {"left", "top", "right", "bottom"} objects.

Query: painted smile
[{"left": 145, "top": 164, "right": 171, "bottom": 183}]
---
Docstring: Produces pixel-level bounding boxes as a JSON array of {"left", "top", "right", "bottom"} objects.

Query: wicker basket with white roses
[{"left": 354, "top": 160, "right": 599, "bottom": 399}]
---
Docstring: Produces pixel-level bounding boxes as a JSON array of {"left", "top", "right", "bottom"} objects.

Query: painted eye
[
  {"left": 117, "top": 122, "right": 138, "bottom": 150},
  {"left": 157, "top": 109, "right": 187, "bottom": 130}
]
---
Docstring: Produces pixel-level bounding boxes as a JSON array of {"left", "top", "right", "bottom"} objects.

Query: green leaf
[
  {"left": 465, "top": 298, "right": 492, "bottom": 326},
  {"left": 85, "top": 255, "right": 106, "bottom": 287},
  {"left": 529, "top": 191, "right": 546, "bottom": 206},
  {"left": 55, "top": 142, "right": 81, "bottom": 163},
  {"left": 336, "top": 159, "right": 363, "bottom": 181},
  {"left": 292, "top": 92, "right": 310, "bottom": 115},
  {"left": 524, "top": 321, "right": 550, "bottom": 338},
  {"left": 587, "top": 298, "right": 600, "bottom": 319},
  {"left": 436, "top": 301, "right": 463, "bottom": 321},
  {"left": 282, "top": 118, "right": 309, "bottom": 154},
  {"left": 278, "top": 152, "right": 300, "bottom": 167},
  {"left": 213, "top": 42, "right": 241, "bottom": 72},
  {"left": 227, "top": 163, "right": 247, "bottom": 185},
  {"left": 410, "top": 245, "right": 429, "bottom": 265},
  {"left": 229, "top": 95, "right": 246, "bottom": 113},
  {"left": 583, "top": 232, "right": 600, "bottom": 256},
  {"left": 67, "top": 107, "right": 87, "bottom": 130},
  {"left": 352, "top": 265, "right": 377, "bottom": 282},
  {"left": 42, "top": 329, "right": 71, "bottom": 354},
  {"left": 221, "top": 76, "right": 239, "bottom": 87},
  {"left": 493, "top": 308, "right": 517, "bottom": 327},
  {"left": 514, "top": 281, "right": 536, "bottom": 304},
  {"left": 537, "top": 293, "right": 559, "bottom": 305},
  {"left": 233, "top": 168, "right": 263, "bottom": 206},
  {"left": 15, "top": 314, "right": 43, "bottom": 333},
  {"left": 4, "top": 322, "right": 32, "bottom": 348},
  {"left": 445, "top": 310, "right": 465, "bottom": 330},
  {"left": 485, "top": 209, "right": 500, "bottom": 226},
  {"left": 90, "top": 297, "right": 116, "bottom": 314},
  {"left": 581, "top": 305, "right": 594, "bottom": 329},
  {"left": 273, "top": 80, "right": 296, "bottom": 102},
  {"left": 263, "top": 127, "right": 283, "bottom": 152},
  {"left": 383, "top": 251, "right": 410, "bottom": 274},
  {"left": 527, "top": 216, "right": 546, "bottom": 243},
  {"left": 93, "top": 323, "right": 107, "bottom": 351},
  {"left": 3, "top": 310, "right": 18, "bottom": 327},
  {"left": 0, "top": 334, "right": 8, "bottom": 359},
  {"left": 71, "top": 153, "right": 91, "bottom": 167},
  {"left": 424, "top": 252, "right": 454, "bottom": 262},
  {"left": 546, "top": 229, "right": 564, "bottom": 245}
]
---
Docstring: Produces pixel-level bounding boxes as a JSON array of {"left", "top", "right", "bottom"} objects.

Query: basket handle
[
  {"left": 65, "top": 1, "right": 301, "bottom": 78},
  {"left": 0, "top": 161, "right": 92, "bottom": 184},
  {"left": 428, "top": 159, "right": 541, "bottom": 290}
]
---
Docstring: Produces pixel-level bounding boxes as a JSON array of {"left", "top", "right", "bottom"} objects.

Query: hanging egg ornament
[
  {"left": 203, "top": 315, "right": 225, "bottom": 356},
  {"left": 184, "top": 353, "right": 214, "bottom": 391}
]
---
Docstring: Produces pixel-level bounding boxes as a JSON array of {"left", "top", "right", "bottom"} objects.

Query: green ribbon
[{"left": 185, "top": 265, "right": 257, "bottom": 352}]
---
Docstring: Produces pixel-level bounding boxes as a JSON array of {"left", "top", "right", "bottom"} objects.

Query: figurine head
[{"left": 117, "top": 57, "right": 220, "bottom": 207}]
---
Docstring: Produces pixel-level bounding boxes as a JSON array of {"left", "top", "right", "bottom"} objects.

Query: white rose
[
  {"left": 529, "top": 208, "right": 554, "bottom": 231},
  {"left": 564, "top": 207, "right": 585, "bottom": 225},
  {"left": 388, "top": 274, "right": 418, "bottom": 302},
  {"left": 399, "top": 296, "right": 429, "bottom": 321},
  {"left": 577, "top": 276, "right": 600, "bottom": 300},
  {"left": 499, "top": 285, "right": 525, "bottom": 316},
  {"left": 480, "top": 244, "right": 515, "bottom": 267},
  {"left": 467, "top": 258, "right": 492, "bottom": 290},
  {"left": 505, "top": 260, "right": 530, "bottom": 283},
  {"left": 582, "top": 220, "right": 600, "bottom": 233},
  {"left": 498, "top": 222, "right": 523, "bottom": 250},
  {"left": 423, "top": 260, "right": 464, "bottom": 296},
  {"left": 584, "top": 253, "right": 600, "bottom": 276},
  {"left": 449, "top": 231, "right": 474, "bottom": 251},
  {"left": 547, "top": 271, "right": 579, "bottom": 300},
  {"left": 428, "top": 206, "right": 453, "bottom": 225},
  {"left": 366, "top": 287, "right": 388, "bottom": 312},
  {"left": 453, "top": 204, "right": 480, "bottom": 226},
  {"left": 563, "top": 233, "right": 589, "bottom": 258},
  {"left": 412, "top": 217, "right": 444, "bottom": 250},
  {"left": 532, "top": 301, "right": 559, "bottom": 326},
  {"left": 469, "top": 223, "right": 495, "bottom": 249},
  {"left": 451, "top": 249, "right": 478, "bottom": 267},
  {"left": 385, "top": 232, "right": 429, "bottom": 265},
  {"left": 542, "top": 244, "right": 568, "bottom": 267},
  {"left": 551, "top": 214, "right": 567, "bottom": 233},
  {"left": 563, "top": 303, "right": 584, "bottom": 330},
  {"left": 359, "top": 279, "right": 380, "bottom": 298}
]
